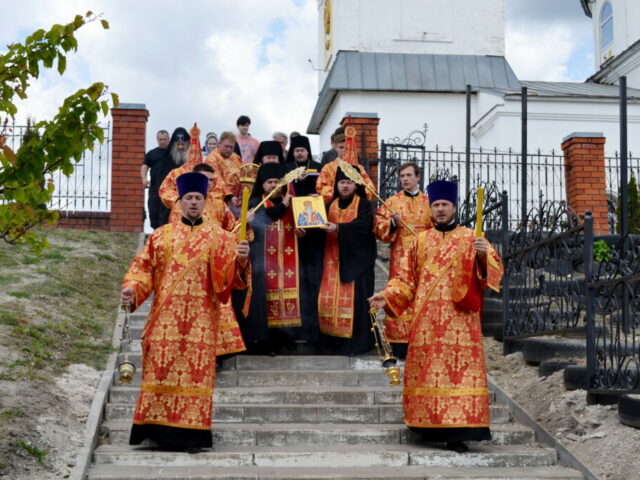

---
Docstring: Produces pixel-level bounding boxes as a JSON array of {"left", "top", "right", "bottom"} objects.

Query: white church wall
[
  {"left": 474, "top": 95, "right": 640, "bottom": 156},
  {"left": 317, "top": 0, "right": 505, "bottom": 89},
  {"left": 592, "top": 0, "right": 640, "bottom": 68},
  {"left": 318, "top": 90, "right": 640, "bottom": 158},
  {"left": 319, "top": 91, "right": 467, "bottom": 151}
]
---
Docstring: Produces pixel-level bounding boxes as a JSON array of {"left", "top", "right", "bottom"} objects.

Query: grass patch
[
  {"left": 8, "top": 292, "right": 30, "bottom": 299},
  {"left": 0, "top": 228, "right": 139, "bottom": 378},
  {"left": 0, "top": 273, "right": 21, "bottom": 286},
  {"left": 14, "top": 440, "right": 47, "bottom": 464},
  {"left": 0, "top": 311, "right": 23, "bottom": 326},
  {"left": 0, "top": 407, "right": 25, "bottom": 420},
  {"left": 41, "top": 250, "right": 65, "bottom": 261}
]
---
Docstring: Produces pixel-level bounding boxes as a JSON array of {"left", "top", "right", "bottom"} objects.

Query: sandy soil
[
  {"left": 0, "top": 364, "right": 100, "bottom": 479},
  {"left": 485, "top": 337, "right": 640, "bottom": 480}
]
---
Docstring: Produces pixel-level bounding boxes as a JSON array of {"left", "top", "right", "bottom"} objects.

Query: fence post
[
  {"left": 619, "top": 76, "right": 628, "bottom": 237},
  {"left": 561, "top": 132, "right": 609, "bottom": 234},
  {"left": 584, "top": 210, "right": 595, "bottom": 393},
  {"left": 501, "top": 191, "right": 511, "bottom": 355},
  {"left": 110, "top": 103, "right": 148, "bottom": 232},
  {"left": 465, "top": 84, "right": 471, "bottom": 197},
  {"left": 521, "top": 86, "right": 528, "bottom": 221}
]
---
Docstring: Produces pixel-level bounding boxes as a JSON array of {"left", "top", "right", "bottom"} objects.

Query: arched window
[{"left": 600, "top": 1, "right": 614, "bottom": 51}]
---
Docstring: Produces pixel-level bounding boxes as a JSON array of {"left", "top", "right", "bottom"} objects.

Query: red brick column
[
  {"left": 561, "top": 132, "right": 608, "bottom": 235},
  {"left": 340, "top": 113, "right": 380, "bottom": 186},
  {"left": 110, "top": 104, "right": 148, "bottom": 232}
]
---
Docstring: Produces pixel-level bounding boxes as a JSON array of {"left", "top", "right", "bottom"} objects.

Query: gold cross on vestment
[
  {"left": 267, "top": 270, "right": 277, "bottom": 279},
  {"left": 285, "top": 246, "right": 294, "bottom": 255},
  {"left": 267, "top": 246, "right": 277, "bottom": 255},
  {"left": 285, "top": 269, "right": 294, "bottom": 278}
]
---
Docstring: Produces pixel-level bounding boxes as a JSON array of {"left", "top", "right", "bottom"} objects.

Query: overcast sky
[{"left": 1, "top": 1, "right": 594, "bottom": 153}]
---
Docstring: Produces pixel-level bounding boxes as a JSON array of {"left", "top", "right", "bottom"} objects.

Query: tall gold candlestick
[
  {"left": 239, "top": 187, "right": 250, "bottom": 241},
  {"left": 475, "top": 187, "right": 484, "bottom": 238}
]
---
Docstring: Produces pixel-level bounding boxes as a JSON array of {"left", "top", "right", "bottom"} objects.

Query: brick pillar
[
  {"left": 340, "top": 112, "right": 380, "bottom": 186},
  {"left": 110, "top": 103, "right": 148, "bottom": 232},
  {"left": 561, "top": 132, "right": 608, "bottom": 235}
]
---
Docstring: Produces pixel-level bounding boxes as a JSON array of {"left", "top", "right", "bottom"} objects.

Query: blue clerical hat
[
  {"left": 427, "top": 180, "right": 458, "bottom": 206},
  {"left": 177, "top": 172, "right": 208, "bottom": 198}
]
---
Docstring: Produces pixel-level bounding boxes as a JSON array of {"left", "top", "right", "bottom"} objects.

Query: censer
[
  {"left": 117, "top": 303, "right": 136, "bottom": 384},
  {"left": 369, "top": 307, "right": 402, "bottom": 386}
]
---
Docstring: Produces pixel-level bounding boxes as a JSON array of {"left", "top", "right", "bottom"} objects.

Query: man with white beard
[
  {"left": 145, "top": 127, "right": 189, "bottom": 229},
  {"left": 168, "top": 127, "right": 190, "bottom": 166}
]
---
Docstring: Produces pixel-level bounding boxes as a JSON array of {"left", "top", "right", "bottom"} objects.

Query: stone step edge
[
  {"left": 102, "top": 420, "right": 531, "bottom": 433},
  {"left": 95, "top": 443, "right": 552, "bottom": 453},
  {"left": 106, "top": 401, "right": 508, "bottom": 409},
  {"left": 92, "top": 444, "right": 558, "bottom": 467},
  {"left": 87, "top": 464, "right": 584, "bottom": 479}
]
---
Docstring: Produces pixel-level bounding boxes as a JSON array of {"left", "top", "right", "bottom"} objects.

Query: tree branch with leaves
[{"left": 0, "top": 11, "right": 118, "bottom": 253}]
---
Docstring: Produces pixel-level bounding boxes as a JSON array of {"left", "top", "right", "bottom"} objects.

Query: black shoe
[{"left": 446, "top": 441, "right": 469, "bottom": 453}]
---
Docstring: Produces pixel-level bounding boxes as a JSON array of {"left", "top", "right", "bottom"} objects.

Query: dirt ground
[
  {"left": 0, "top": 229, "right": 139, "bottom": 479},
  {"left": 0, "top": 364, "right": 101, "bottom": 479},
  {"left": 485, "top": 337, "right": 640, "bottom": 480}
]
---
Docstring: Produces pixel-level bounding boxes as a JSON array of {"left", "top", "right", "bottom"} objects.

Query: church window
[{"left": 600, "top": 1, "right": 613, "bottom": 50}]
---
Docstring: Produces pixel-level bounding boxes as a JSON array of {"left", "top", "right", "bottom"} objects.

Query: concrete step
[
  {"left": 87, "top": 464, "right": 584, "bottom": 479},
  {"left": 104, "top": 402, "right": 511, "bottom": 424},
  {"left": 103, "top": 421, "right": 535, "bottom": 447},
  {"left": 109, "top": 386, "right": 496, "bottom": 406},
  {"left": 93, "top": 444, "right": 557, "bottom": 468},
  {"left": 113, "top": 369, "right": 408, "bottom": 388},
  {"left": 116, "top": 353, "right": 396, "bottom": 371}
]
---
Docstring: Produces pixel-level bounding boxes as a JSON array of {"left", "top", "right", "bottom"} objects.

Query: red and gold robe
[
  {"left": 166, "top": 194, "right": 246, "bottom": 357},
  {"left": 379, "top": 226, "right": 502, "bottom": 432},
  {"left": 374, "top": 190, "right": 432, "bottom": 343},
  {"left": 317, "top": 195, "right": 377, "bottom": 355},
  {"left": 206, "top": 149, "right": 243, "bottom": 199},
  {"left": 316, "top": 159, "right": 376, "bottom": 204},
  {"left": 122, "top": 221, "right": 249, "bottom": 447}
]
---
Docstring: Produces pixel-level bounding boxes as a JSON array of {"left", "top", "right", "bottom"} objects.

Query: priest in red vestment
[
  {"left": 315, "top": 130, "right": 376, "bottom": 204},
  {"left": 121, "top": 172, "right": 250, "bottom": 453},
  {"left": 317, "top": 167, "right": 377, "bottom": 356},
  {"left": 374, "top": 162, "right": 432, "bottom": 358},
  {"left": 369, "top": 180, "right": 503, "bottom": 452}
]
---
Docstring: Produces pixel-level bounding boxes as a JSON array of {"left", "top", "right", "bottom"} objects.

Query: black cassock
[
  {"left": 284, "top": 159, "right": 325, "bottom": 348},
  {"left": 144, "top": 147, "right": 175, "bottom": 229},
  {"left": 322, "top": 196, "right": 377, "bottom": 356},
  {"left": 232, "top": 197, "right": 302, "bottom": 354}
]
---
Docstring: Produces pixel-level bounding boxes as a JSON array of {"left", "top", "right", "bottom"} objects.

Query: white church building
[{"left": 307, "top": 0, "right": 640, "bottom": 156}]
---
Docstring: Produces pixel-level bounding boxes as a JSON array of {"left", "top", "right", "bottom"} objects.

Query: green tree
[
  {"left": 0, "top": 12, "right": 118, "bottom": 253},
  {"left": 616, "top": 173, "right": 640, "bottom": 234}
]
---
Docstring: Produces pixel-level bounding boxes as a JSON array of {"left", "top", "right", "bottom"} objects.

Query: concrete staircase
[{"left": 85, "top": 301, "right": 584, "bottom": 480}]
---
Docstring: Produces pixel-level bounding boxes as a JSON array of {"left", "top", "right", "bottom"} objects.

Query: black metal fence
[
  {"left": 501, "top": 202, "right": 588, "bottom": 350},
  {"left": 2, "top": 122, "right": 111, "bottom": 212},
  {"left": 585, "top": 225, "right": 640, "bottom": 394},
  {"left": 378, "top": 142, "right": 638, "bottom": 233}
]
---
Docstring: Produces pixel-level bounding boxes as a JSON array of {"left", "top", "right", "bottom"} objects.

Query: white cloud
[
  {"left": 1, "top": 0, "right": 322, "bottom": 152},
  {"left": 506, "top": 24, "right": 576, "bottom": 81}
]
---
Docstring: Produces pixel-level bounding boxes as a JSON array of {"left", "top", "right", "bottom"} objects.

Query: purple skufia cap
[
  {"left": 426, "top": 180, "right": 458, "bottom": 206},
  {"left": 177, "top": 172, "right": 208, "bottom": 198}
]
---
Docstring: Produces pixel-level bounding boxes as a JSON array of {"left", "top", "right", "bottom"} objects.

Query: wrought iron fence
[
  {"left": 379, "top": 141, "right": 638, "bottom": 233},
  {"left": 585, "top": 224, "right": 640, "bottom": 394},
  {"left": 501, "top": 202, "right": 588, "bottom": 351},
  {"left": 2, "top": 122, "right": 111, "bottom": 212}
]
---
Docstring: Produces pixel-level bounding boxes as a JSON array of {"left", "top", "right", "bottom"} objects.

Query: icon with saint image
[{"left": 292, "top": 196, "right": 327, "bottom": 229}]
